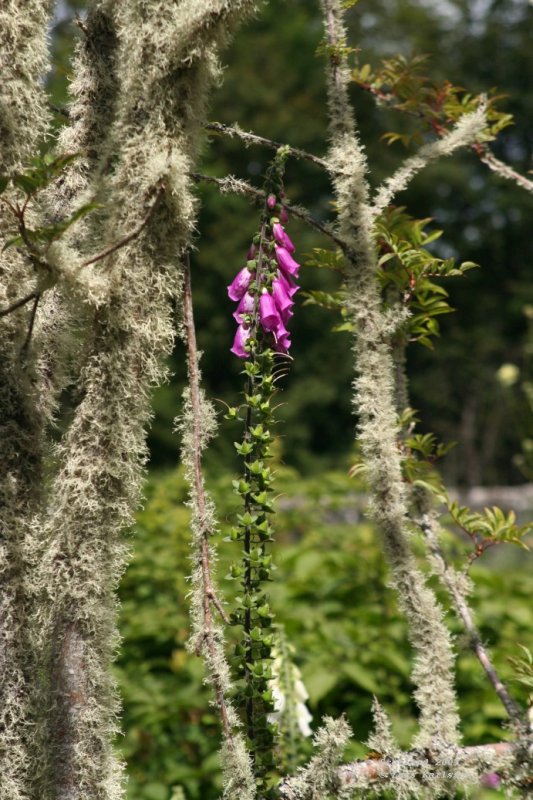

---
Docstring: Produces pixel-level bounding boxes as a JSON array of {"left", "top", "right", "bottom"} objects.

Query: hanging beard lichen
[
  {"left": 10, "top": 2, "right": 261, "bottom": 798},
  {"left": 0, "top": 3, "right": 53, "bottom": 799}
]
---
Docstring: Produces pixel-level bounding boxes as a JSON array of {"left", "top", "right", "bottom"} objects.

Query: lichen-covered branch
[
  {"left": 333, "top": 741, "right": 518, "bottom": 795},
  {"left": 371, "top": 106, "right": 487, "bottom": 217},
  {"left": 179, "top": 259, "right": 255, "bottom": 800},
  {"left": 415, "top": 499, "right": 526, "bottom": 730},
  {"left": 0, "top": 3, "right": 53, "bottom": 798},
  {"left": 279, "top": 717, "right": 352, "bottom": 800},
  {"left": 32, "top": 0, "right": 120, "bottom": 437},
  {"left": 205, "top": 121, "right": 331, "bottom": 170},
  {"left": 191, "top": 171, "right": 346, "bottom": 249},
  {"left": 320, "top": 0, "right": 460, "bottom": 748},
  {"left": 355, "top": 80, "right": 533, "bottom": 197},
  {"left": 477, "top": 146, "right": 533, "bottom": 194},
  {"left": 32, "top": 2, "right": 261, "bottom": 798},
  {"left": 280, "top": 737, "right": 531, "bottom": 798}
]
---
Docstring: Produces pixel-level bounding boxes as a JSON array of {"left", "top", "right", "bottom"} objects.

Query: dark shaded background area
[{"left": 48, "top": 0, "right": 533, "bottom": 485}]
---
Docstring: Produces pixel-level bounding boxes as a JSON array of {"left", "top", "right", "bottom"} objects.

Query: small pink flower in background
[
  {"left": 247, "top": 243, "right": 257, "bottom": 260},
  {"left": 275, "top": 246, "right": 300, "bottom": 278},
  {"left": 227, "top": 266, "right": 254, "bottom": 302},
  {"left": 480, "top": 773, "right": 501, "bottom": 790},
  {"left": 267, "top": 193, "right": 277, "bottom": 210},
  {"left": 230, "top": 325, "right": 251, "bottom": 359},
  {"left": 279, "top": 206, "right": 289, "bottom": 224}
]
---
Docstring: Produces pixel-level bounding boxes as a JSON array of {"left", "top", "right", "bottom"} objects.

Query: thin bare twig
[
  {"left": 182, "top": 256, "right": 233, "bottom": 739},
  {"left": 0, "top": 186, "right": 166, "bottom": 319},
  {"left": 21, "top": 292, "right": 41, "bottom": 355},
  {"left": 190, "top": 171, "right": 348, "bottom": 251},
  {"left": 0, "top": 291, "right": 39, "bottom": 318},
  {"left": 82, "top": 184, "right": 165, "bottom": 267},
  {"left": 205, "top": 121, "right": 332, "bottom": 171},
  {"left": 476, "top": 146, "right": 533, "bottom": 194}
]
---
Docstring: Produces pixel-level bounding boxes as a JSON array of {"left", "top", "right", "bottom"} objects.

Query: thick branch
[
  {"left": 320, "top": 0, "right": 461, "bottom": 746},
  {"left": 279, "top": 741, "right": 526, "bottom": 798},
  {"left": 205, "top": 121, "right": 331, "bottom": 171},
  {"left": 337, "top": 742, "right": 518, "bottom": 791}
]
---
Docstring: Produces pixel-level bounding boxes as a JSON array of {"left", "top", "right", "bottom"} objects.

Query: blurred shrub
[{"left": 117, "top": 467, "right": 532, "bottom": 799}]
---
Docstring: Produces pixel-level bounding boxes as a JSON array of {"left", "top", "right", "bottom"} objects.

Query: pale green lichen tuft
[
  {"left": 281, "top": 716, "right": 353, "bottom": 800},
  {"left": 366, "top": 697, "right": 401, "bottom": 759}
]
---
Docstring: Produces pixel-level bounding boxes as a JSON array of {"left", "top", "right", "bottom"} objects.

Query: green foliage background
[
  {"left": 117, "top": 468, "right": 532, "bottom": 799},
  {"left": 44, "top": 1, "right": 533, "bottom": 798}
]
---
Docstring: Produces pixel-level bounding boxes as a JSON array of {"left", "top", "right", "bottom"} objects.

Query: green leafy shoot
[
  {"left": 351, "top": 53, "right": 513, "bottom": 147},
  {"left": 304, "top": 247, "right": 346, "bottom": 273},
  {"left": 508, "top": 646, "right": 533, "bottom": 695},
  {"left": 302, "top": 248, "right": 353, "bottom": 332},
  {"left": 405, "top": 433, "right": 455, "bottom": 462},
  {"left": 9, "top": 152, "right": 80, "bottom": 196},
  {"left": 376, "top": 207, "right": 478, "bottom": 348},
  {"left": 447, "top": 502, "right": 532, "bottom": 567},
  {"left": 302, "top": 211, "right": 477, "bottom": 346},
  {"left": 316, "top": 36, "right": 359, "bottom": 63},
  {"left": 401, "top": 433, "right": 451, "bottom": 501},
  {"left": 3, "top": 202, "right": 100, "bottom": 252}
]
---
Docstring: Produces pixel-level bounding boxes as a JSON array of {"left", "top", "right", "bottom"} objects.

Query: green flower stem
[
  {"left": 229, "top": 150, "right": 291, "bottom": 794},
  {"left": 243, "top": 218, "right": 268, "bottom": 747}
]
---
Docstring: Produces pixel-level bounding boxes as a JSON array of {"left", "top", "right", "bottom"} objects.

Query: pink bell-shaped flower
[
  {"left": 272, "top": 277, "right": 294, "bottom": 320},
  {"left": 278, "top": 270, "right": 299, "bottom": 298},
  {"left": 273, "top": 222, "right": 295, "bottom": 254},
  {"left": 230, "top": 325, "right": 251, "bottom": 359},
  {"left": 275, "top": 246, "right": 299, "bottom": 278},
  {"left": 233, "top": 291, "right": 255, "bottom": 323},
  {"left": 274, "top": 319, "right": 291, "bottom": 352},
  {"left": 228, "top": 267, "right": 253, "bottom": 302},
  {"left": 259, "top": 291, "right": 281, "bottom": 332}
]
